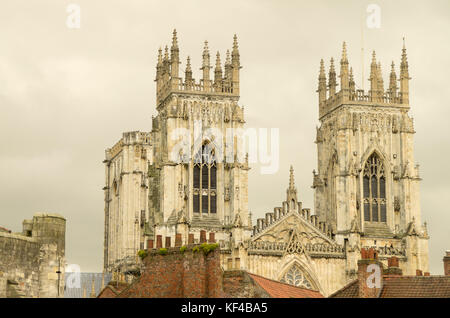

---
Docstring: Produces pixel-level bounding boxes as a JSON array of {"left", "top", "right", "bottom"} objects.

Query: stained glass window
[{"left": 363, "top": 153, "right": 387, "bottom": 223}]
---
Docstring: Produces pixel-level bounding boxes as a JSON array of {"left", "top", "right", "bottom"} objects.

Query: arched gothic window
[
  {"left": 193, "top": 143, "right": 217, "bottom": 214},
  {"left": 363, "top": 153, "right": 386, "bottom": 223},
  {"left": 280, "top": 265, "right": 313, "bottom": 289}
]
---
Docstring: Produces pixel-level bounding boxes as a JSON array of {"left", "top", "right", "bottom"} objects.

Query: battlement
[
  {"left": 318, "top": 41, "right": 411, "bottom": 119},
  {"left": 155, "top": 30, "right": 241, "bottom": 107},
  {"left": 105, "top": 131, "right": 151, "bottom": 161}
]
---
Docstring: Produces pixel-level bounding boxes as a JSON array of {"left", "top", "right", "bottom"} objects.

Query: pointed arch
[
  {"left": 193, "top": 141, "right": 217, "bottom": 214},
  {"left": 362, "top": 152, "right": 387, "bottom": 223},
  {"left": 277, "top": 256, "right": 323, "bottom": 293},
  {"left": 325, "top": 149, "right": 339, "bottom": 225}
]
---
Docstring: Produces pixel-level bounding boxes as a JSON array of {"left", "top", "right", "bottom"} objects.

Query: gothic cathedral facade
[{"left": 102, "top": 31, "right": 429, "bottom": 296}]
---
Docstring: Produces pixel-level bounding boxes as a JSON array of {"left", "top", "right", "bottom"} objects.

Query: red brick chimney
[
  {"left": 444, "top": 251, "right": 450, "bottom": 276},
  {"left": 358, "top": 248, "right": 383, "bottom": 298},
  {"left": 384, "top": 256, "right": 402, "bottom": 276}
]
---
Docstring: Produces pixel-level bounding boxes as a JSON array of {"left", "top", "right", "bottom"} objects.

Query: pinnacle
[
  {"left": 341, "top": 41, "right": 348, "bottom": 62},
  {"left": 329, "top": 57, "right": 336, "bottom": 73},
  {"left": 164, "top": 46, "right": 169, "bottom": 60},
  {"left": 319, "top": 59, "right": 326, "bottom": 78},
  {"left": 233, "top": 34, "right": 239, "bottom": 50},
  {"left": 371, "top": 50, "right": 377, "bottom": 64},
  {"left": 289, "top": 165, "right": 296, "bottom": 190},
  {"left": 172, "top": 29, "right": 178, "bottom": 48},
  {"left": 186, "top": 56, "right": 192, "bottom": 72}
]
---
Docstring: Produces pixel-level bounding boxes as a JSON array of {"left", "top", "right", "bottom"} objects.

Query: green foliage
[
  {"left": 200, "top": 243, "right": 219, "bottom": 255},
  {"left": 158, "top": 248, "right": 168, "bottom": 255},
  {"left": 180, "top": 246, "right": 187, "bottom": 253},
  {"left": 137, "top": 249, "right": 148, "bottom": 260},
  {"left": 192, "top": 246, "right": 200, "bottom": 253}
]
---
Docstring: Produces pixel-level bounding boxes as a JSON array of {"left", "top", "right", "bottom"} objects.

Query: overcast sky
[{"left": 0, "top": 0, "right": 449, "bottom": 274}]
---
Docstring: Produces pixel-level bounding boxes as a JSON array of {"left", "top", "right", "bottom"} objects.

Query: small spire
[
  {"left": 377, "top": 61, "right": 384, "bottom": 89},
  {"left": 317, "top": 59, "right": 327, "bottom": 103},
  {"left": 171, "top": 29, "right": 178, "bottom": 48},
  {"left": 329, "top": 57, "right": 335, "bottom": 73},
  {"left": 186, "top": 56, "right": 192, "bottom": 72},
  {"left": 225, "top": 49, "right": 231, "bottom": 65},
  {"left": 202, "top": 41, "right": 210, "bottom": 68},
  {"left": 233, "top": 34, "right": 239, "bottom": 51},
  {"left": 286, "top": 165, "right": 298, "bottom": 203},
  {"left": 319, "top": 59, "right": 326, "bottom": 79},
  {"left": 389, "top": 61, "right": 398, "bottom": 97},
  {"left": 215, "top": 51, "right": 222, "bottom": 70},
  {"left": 214, "top": 51, "right": 223, "bottom": 85},
  {"left": 349, "top": 67, "right": 355, "bottom": 92},
  {"left": 371, "top": 50, "right": 377, "bottom": 65},
  {"left": 400, "top": 38, "right": 409, "bottom": 77},
  {"left": 164, "top": 45, "right": 169, "bottom": 61},
  {"left": 185, "top": 56, "right": 193, "bottom": 85},
  {"left": 289, "top": 165, "right": 295, "bottom": 190},
  {"left": 341, "top": 41, "right": 348, "bottom": 63},
  {"left": 82, "top": 285, "right": 87, "bottom": 298},
  {"left": 328, "top": 58, "right": 337, "bottom": 95},
  {"left": 157, "top": 47, "right": 163, "bottom": 65}
]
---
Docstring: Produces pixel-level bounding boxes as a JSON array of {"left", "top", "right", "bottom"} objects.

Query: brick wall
[
  {"left": 116, "top": 245, "right": 223, "bottom": 298},
  {"left": 222, "top": 270, "right": 269, "bottom": 298}
]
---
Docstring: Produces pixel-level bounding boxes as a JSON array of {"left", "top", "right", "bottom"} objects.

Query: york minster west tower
[{"left": 313, "top": 41, "right": 429, "bottom": 275}]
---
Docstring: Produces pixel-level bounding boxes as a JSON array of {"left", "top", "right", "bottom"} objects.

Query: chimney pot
[
  {"left": 156, "top": 235, "right": 163, "bottom": 248},
  {"left": 388, "top": 256, "right": 399, "bottom": 268},
  {"left": 175, "top": 233, "right": 182, "bottom": 247},
  {"left": 200, "top": 230, "right": 207, "bottom": 243},
  {"left": 444, "top": 250, "right": 450, "bottom": 276},
  {"left": 416, "top": 269, "right": 423, "bottom": 276}
]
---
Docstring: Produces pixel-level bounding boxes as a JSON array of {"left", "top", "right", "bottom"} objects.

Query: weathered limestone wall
[
  {"left": 0, "top": 213, "right": 66, "bottom": 298},
  {"left": 0, "top": 232, "right": 40, "bottom": 297}
]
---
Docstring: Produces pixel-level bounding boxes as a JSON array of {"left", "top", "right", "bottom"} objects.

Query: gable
[{"left": 249, "top": 211, "right": 344, "bottom": 258}]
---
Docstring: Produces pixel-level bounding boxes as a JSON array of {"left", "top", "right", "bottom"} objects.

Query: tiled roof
[
  {"left": 380, "top": 276, "right": 450, "bottom": 298},
  {"left": 330, "top": 275, "right": 450, "bottom": 298},
  {"left": 248, "top": 273, "right": 323, "bottom": 298},
  {"left": 64, "top": 273, "right": 112, "bottom": 298},
  {"left": 329, "top": 279, "right": 359, "bottom": 298}
]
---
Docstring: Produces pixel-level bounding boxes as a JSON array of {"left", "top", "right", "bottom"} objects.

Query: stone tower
[
  {"left": 103, "top": 30, "right": 252, "bottom": 274},
  {"left": 149, "top": 30, "right": 251, "bottom": 244},
  {"left": 103, "top": 131, "right": 152, "bottom": 272},
  {"left": 312, "top": 41, "right": 429, "bottom": 275}
]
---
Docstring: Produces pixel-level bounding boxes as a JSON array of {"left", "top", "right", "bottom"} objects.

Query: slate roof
[
  {"left": 330, "top": 275, "right": 450, "bottom": 298},
  {"left": 248, "top": 273, "right": 324, "bottom": 298},
  {"left": 64, "top": 272, "right": 112, "bottom": 298}
]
